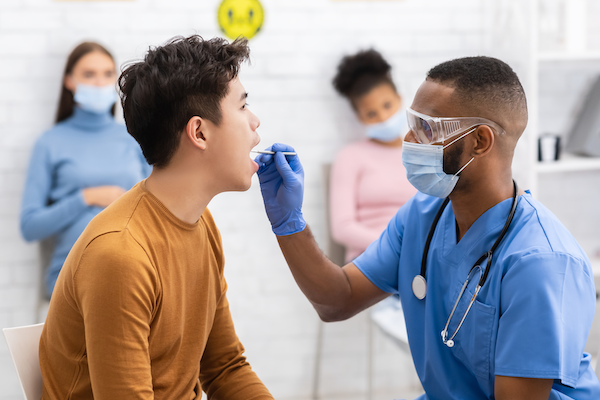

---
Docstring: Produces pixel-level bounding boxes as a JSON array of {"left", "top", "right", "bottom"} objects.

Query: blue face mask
[
  {"left": 365, "top": 109, "right": 407, "bottom": 142},
  {"left": 402, "top": 128, "right": 476, "bottom": 198},
  {"left": 73, "top": 83, "right": 117, "bottom": 114}
]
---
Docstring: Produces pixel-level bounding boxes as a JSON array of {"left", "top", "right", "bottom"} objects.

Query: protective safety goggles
[{"left": 406, "top": 107, "right": 505, "bottom": 145}]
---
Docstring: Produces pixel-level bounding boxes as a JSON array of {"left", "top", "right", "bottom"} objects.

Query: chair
[
  {"left": 312, "top": 164, "right": 346, "bottom": 399},
  {"left": 594, "top": 333, "right": 600, "bottom": 381},
  {"left": 313, "top": 164, "right": 410, "bottom": 400},
  {"left": 370, "top": 296, "right": 410, "bottom": 353},
  {"left": 3, "top": 323, "right": 45, "bottom": 400}
]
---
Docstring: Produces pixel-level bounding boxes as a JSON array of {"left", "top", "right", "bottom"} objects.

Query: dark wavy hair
[
  {"left": 118, "top": 35, "right": 250, "bottom": 168},
  {"left": 332, "top": 49, "right": 397, "bottom": 105},
  {"left": 56, "top": 42, "right": 116, "bottom": 123}
]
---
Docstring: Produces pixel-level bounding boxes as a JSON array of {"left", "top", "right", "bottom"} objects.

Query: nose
[
  {"left": 380, "top": 108, "right": 396, "bottom": 123},
  {"left": 378, "top": 99, "right": 401, "bottom": 123},
  {"left": 93, "top": 71, "right": 116, "bottom": 87},
  {"left": 250, "top": 110, "right": 260, "bottom": 131},
  {"left": 404, "top": 130, "right": 419, "bottom": 144},
  {"left": 250, "top": 110, "right": 261, "bottom": 146},
  {"left": 93, "top": 76, "right": 109, "bottom": 87}
]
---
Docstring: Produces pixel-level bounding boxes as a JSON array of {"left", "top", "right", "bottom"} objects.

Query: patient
[{"left": 39, "top": 35, "right": 273, "bottom": 399}]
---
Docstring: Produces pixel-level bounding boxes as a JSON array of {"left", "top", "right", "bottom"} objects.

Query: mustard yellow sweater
[{"left": 40, "top": 181, "right": 273, "bottom": 399}]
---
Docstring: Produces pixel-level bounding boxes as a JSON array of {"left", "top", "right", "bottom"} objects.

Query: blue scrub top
[{"left": 354, "top": 192, "right": 600, "bottom": 400}]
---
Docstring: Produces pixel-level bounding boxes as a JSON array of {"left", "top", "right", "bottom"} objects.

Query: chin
[{"left": 229, "top": 179, "right": 253, "bottom": 192}]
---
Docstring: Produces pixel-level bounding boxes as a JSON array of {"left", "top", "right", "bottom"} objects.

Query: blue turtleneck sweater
[{"left": 20, "top": 107, "right": 151, "bottom": 296}]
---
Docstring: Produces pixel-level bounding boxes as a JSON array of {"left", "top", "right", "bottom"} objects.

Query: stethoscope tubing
[
  {"left": 417, "top": 180, "right": 520, "bottom": 295},
  {"left": 425, "top": 181, "right": 520, "bottom": 347}
]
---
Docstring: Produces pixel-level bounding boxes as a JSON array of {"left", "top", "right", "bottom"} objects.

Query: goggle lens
[{"left": 407, "top": 112, "right": 434, "bottom": 144}]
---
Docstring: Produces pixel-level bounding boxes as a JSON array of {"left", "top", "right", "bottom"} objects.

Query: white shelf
[
  {"left": 535, "top": 153, "right": 600, "bottom": 173},
  {"left": 538, "top": 52, "right": 600, "bottom": 62}
]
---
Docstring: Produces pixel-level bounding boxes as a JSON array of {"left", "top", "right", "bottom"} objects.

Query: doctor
[{"left": 256, "top": 56, "right": 600, "bottom": 399}]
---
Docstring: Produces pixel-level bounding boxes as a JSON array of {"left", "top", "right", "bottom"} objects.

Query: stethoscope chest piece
[{"left": 412, "top": 275, "right": 427, "bottom": 300}]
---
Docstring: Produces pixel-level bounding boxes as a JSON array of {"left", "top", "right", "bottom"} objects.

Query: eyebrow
[{"left": 240, "top": 92, "right": 248, "bottom": 101}]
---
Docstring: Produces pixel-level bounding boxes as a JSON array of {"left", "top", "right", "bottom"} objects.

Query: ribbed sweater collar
[{"left": 64, "top": 106, "right": 115, "bottom": 131}]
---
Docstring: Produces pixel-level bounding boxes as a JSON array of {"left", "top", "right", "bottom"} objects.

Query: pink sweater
[{"left": 330, "top": 139, "right": 417, "bottom": 263}]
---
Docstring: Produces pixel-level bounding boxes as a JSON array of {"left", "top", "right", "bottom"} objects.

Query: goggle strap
[{"left": 443, "top": 127, "right": 477, "bottom": 149}]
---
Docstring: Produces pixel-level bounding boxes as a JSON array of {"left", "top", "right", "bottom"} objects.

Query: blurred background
[{"left": 1, "top": 0, "right": 600, "bottom": 399}]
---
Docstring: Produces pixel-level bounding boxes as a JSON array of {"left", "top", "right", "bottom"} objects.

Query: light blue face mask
[
  {"left": 73, "top": 83, "right": 117, "bottom": 114},
  {"left": 365, "top": 109, "right": 407, "bottom": 142},
  {"left": 402, "top": 128, "right": 476, "bottom": 198}
]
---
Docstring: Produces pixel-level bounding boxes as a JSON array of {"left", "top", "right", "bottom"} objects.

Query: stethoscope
[{"left": 411, "top": 180, "right": 520, "bottom": 347}]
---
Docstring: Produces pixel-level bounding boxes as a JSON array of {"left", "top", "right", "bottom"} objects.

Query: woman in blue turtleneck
[{"left": 21, "top": 42, "right": 151, "bottom": 297}]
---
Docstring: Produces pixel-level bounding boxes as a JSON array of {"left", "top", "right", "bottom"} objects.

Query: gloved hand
[{"left": 255, "top": 143, "right": 306, "bottom": 236}]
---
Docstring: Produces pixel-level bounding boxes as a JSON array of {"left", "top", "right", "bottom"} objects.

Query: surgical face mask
[
  {"left": 365, "top": 109, "right": 407, "bottom": 142},
  {"left": 402, "top": 128, "right": 476, "bottom": 198},
  {"left": 73, "top": 83, "right": 117, "bottom": 114}
]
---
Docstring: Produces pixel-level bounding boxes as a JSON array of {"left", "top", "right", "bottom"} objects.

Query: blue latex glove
[{"left": 255, "top": 143, "right": 306, "bottom": 236}]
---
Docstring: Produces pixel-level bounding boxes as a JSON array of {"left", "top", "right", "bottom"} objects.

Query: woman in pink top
[{"left": 330, "top": 49, "right": 417, "bottom": 263}]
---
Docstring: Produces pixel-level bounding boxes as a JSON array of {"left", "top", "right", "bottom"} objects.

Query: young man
[
  {"left": 39, "top": 35, "right": 273, "bottom": 400},
  {"left": 256, "top": 56, "right": 600, "bottom": 399}
]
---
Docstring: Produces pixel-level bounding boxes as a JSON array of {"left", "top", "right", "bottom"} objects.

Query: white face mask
[
  {"left": 365, "top": 109, "right": 407, "bottom": 142},
  {"left": 401, "top": 128, "right": 476, "bottom": 198},
  {"left": 73, "top": 83, "right": 117, "bottom": 114}
]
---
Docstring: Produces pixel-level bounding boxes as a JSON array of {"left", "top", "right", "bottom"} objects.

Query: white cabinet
[
  {"left": 488, "top": 0, "right": 600, "bottom": 264},
  {"left": 530, "top": 0, "right": 600, "bottom": 265}
]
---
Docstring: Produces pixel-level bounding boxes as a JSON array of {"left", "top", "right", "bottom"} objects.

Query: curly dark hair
[
  {"left": 332, "top": 49, "right": 397, "bottom": 103},
  {"left": 426, "top": 56, "right": 528, "bottom": 134},
  {"left": 119, "top": 35, "right": 250, "bottom": 168}
]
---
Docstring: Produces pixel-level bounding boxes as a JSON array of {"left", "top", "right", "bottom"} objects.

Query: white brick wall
[{"left": 3, "top": 1, "right": 597, "bottom": 399}]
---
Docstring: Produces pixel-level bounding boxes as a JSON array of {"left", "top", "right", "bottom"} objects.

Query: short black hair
[
  {"left": 119, "top": 35, "right": 250, "bottom": 168},
  {"left": 332, "top": 49, "right": 397, "bottom": 103},
  {"left": 426, "top": 56, "right": 527, "bottom": 136}
]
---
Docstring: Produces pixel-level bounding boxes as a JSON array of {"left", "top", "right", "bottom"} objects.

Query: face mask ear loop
[
  {"left": 443, "top": 126, "right": 477, "bottom": 150},
  {"left": 454, "top": 157, "right": 475, "bottom": 177}
]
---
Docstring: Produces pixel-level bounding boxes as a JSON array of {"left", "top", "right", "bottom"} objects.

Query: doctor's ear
[
  {"left": 471, "top": 125, "right": 495, "bottom": 157},
  {"left": 185, "top": 116, "right": 207, "bottom": 150}
]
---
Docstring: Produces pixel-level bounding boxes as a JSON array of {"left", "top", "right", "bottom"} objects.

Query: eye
[
  {"left": 366, "top": 111, "right": 377, "bottom": 119},
  {"left": 421, "top": 120, "right": 433, "bottom": 140},
  {"left": 242, "top": 103, "right": 249, "bottom": 110},
  {"left": 383, "top": 102, "right": 392, "bottom": 109}
]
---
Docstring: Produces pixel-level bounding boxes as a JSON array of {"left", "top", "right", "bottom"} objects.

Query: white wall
[{"left": 0, "top": 0, "right": 535, "bottom": 399}]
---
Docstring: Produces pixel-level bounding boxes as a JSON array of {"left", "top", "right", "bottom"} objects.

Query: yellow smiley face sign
[{"left": 217, "top": 0, "right": 264, "bottom": 40}]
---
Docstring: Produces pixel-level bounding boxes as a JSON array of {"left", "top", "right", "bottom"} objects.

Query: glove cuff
[{"left": 273, "top": 212, "right": 306, "bottom": 236}]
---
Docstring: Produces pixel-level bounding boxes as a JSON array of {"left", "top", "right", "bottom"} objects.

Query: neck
[
  {"left": 450, "top": 170, "right": 514, "bottom": 241},
  {"left": 145, "top": 163, "right": 215, "bottom": 225},
  {"left": 68, "top": 106, "right": 114, "bottom": 130}
]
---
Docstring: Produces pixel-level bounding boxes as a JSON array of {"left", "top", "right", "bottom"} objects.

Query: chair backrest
[
  {"left": 3, "top": 323, "right": 44, "bottom": 400},
  {"left": 596, "top": 345, "right": 600, "bottom": 381},
  {"left": 322, "top": 163, "right": 346, "bottom": 266}
]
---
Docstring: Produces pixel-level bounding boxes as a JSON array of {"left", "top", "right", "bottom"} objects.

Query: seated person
[
  {"left": 39, "top": 35, "right": 273, "bottom": 400},
  {"left": 330, "top": 49, "right": 416, "bottom": 263},
  {"left": 255, "top": 56, "right": 600, "bottom": 399},
  {"left": 20, "top": 41, "right": 150, "bottom": 298}
]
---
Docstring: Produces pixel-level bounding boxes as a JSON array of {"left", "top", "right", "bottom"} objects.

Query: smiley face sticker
[{"left": 217, "top": 0, "right": 264, "bottom": 40}]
